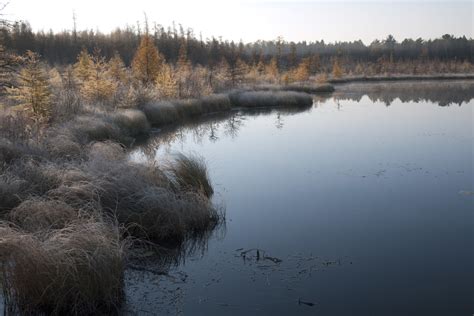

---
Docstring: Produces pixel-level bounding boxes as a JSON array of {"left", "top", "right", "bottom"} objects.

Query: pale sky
[{"left": 4, "top": 0, "right": 473, "bottom": 44}]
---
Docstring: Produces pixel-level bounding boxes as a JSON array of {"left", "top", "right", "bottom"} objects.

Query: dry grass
[
  {"left": 200, "top": 94, "right": 232, "bottom": 114},
  {"left": 141, "top": 101, "right": 179, "bottom": 126},
  {"left": 173, "top": 99, "right": 204, "bottom": 118},
  {"left": 229, "top": 90, "right": 313, "bottom": 108},
  {"left": 0, "top": 173, "right": 26, "bottom": 213},
  {"left": 9, "top": 198, "right": 79, "bottom": 232},
  {"left": 167, "top": 153, "right": 214, "bottom": 198},
  {"left": 251, "top": 83, "right": 335, "bottom": 94},
  {"left": 0, "top": 218, "right": 128, "bottom": 315},
  {"left": 67, "top": 115, "right": 124, "bottom": 145},
  {"left": 142, "top": 94, "right": 231, "bottom": 128},
  {"left": 110, "top": 109, "right": 150, "bottom": 137}
]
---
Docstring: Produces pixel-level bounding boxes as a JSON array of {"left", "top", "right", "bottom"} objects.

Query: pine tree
[
  {"left": 309, "top": 54, "right": 321, "bottom": 74},
  {"left": 332, "top": 57, "right": 343, "bottom": 78},
  {"left": 156, "top": 63, "right": 178, "bottom": 99},
  {"left": 176, "top": 38, "right": 192, "bottom": 97},
  {"left": 266, "top": 57, "right": 279, "bottom": 81},
  {"left": 7, "top": 51, "right": 51, "bottom": 121},
  {"left": 177, "top": 38, "right": 191, "bottom": 70},
  {"left": 80, "top": 49, "right": 117, "bottom": 104},
  {"left": 214, "top": 58, "right": 232, "bottom": 90},
  {"left": 132, "top": 34, "right": 163, "bottom": 84},
  {"left": 230, "top": 58, "right": 249, "bottom": 85},
  {"left": 74, "top": 48, "right": 93, "bottom": 82},
  {"left": 288, "top": 42, "right": 297, "bottom": 69},
  {"left": 107, "top": 51, "right": 127, "bottom": 82},
  {"left": 293, "top": 57, "right": 311, "bottom": 82}
]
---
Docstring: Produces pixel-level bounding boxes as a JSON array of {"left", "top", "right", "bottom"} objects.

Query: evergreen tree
[
  {"left": 332, "top": 57, "right": 343, "bottom": 78},
  {"left": 156, "top": 62, "right": 178, "bottom": 99},
  {"left": 132, "top": 34, "right": 163, "bottom": 84},
  {"left": 7, "top": 51, "right": 51, "bottom": 121},
  {"left": 74, "top": 48, "right": 93, "bottom": 81},
  {"left": 80, "top": 49, "right": 117, "bottom": 104},
  {"left": 293, "top": 57, "right": 311, "bottom": 81},
  {"left": 107, "top": 51, "right": 127, "bottom": 82},
  {"left": 266, "top": 57, "right": 279, "bottom": 81},
  {"left": 230, "top": 58, "right": 249, "bottom": 85}
]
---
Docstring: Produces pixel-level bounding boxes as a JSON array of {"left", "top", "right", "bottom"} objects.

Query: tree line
[{"left": 2, "top": 21, "right": 473, "bottom": 69}]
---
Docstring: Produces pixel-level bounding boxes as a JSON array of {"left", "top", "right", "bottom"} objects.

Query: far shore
[{"left": 327, "top": 74, "right": 474, "bottom": 84}]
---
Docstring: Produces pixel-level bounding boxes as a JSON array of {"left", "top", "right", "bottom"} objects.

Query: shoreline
[{"left": 327, "top": 74, "right": 474, "bottom": 84}]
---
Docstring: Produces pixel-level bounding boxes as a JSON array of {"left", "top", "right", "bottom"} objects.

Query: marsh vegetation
[{"left": 0, "top": 8, "right": 473, "bottom": 315}]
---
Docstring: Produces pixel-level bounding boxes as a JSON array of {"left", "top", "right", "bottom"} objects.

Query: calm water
[{"left": 128, "top": 81, "right": 474, "bottom": 315}]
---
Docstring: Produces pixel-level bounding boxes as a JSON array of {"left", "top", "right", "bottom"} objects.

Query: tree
[
  {"left": 213, "top": 58, "right": 231, "bottom": 90},
  {"left": 131, "top": 34, "right": 163, "bottom": 84},
  {"left": 7, "top": 51, "right": 51, "bottom": 121},
  {"left": 288, "top": 42, "right": 297, "bottom": 69},
  {"left": 177, "top": 38, "right": 191, "bottom": 70},
  {"left": 74, "top": 48, "right": 93, "bottom": 81},
  {"left": 80, "top": 49, "right": 117, "bottom": 104},
  {"left": 155, "top": 63, "right": 178, "bottom": 99},
  {"left": 230, "top": 58, "right": 248, "bottom": 85},
  {"left": 0, "top": 3, "right": 19, "bottom": 91},
  {"left": 107, "top": 51, "right": 127, "bottom": 82},
  {"left": 309, "top": 54, "right": 321, "bottom": 74},
  {"left": 293, "top": 57, "right": 311, "bottom": 81},
  {"left": 266, "top": 57, "right": 279, "bottom": 81},
  {"left": 332, "top": 57, "right": 343, "bottom": 78}
]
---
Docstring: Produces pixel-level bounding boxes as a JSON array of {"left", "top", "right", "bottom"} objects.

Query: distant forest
[{"left": 2, "top": 21, "right": 473, "bottom": 68}]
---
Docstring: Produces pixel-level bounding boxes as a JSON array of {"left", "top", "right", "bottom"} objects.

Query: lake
[{"left": 127, "top": 81, "right": 473, "bottom": 315}]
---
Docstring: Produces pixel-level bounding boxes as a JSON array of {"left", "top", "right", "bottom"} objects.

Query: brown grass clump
[
  {"left": 167, "top": 153, "right": 214, "bottom": 198},
  {"left": 0, "top": 174, "right": 26, "bottom": 213},
  {"left": 0, "top": 219, "right": 128, "bottom": 315},
  {"left": 229, "top": 90, "right": 313, "bottom": 108},
  {"left": 141, "top": 101, "right": 179, "bottom": 126},
  {"left": 9, "top": 198, "right": 78, "bottom": 232},
  {"left": 110, "top": 109, "right": 150, "bottom": 137},
  {"left": 125, "top": 188, "right": 220, "bottom": 243}
]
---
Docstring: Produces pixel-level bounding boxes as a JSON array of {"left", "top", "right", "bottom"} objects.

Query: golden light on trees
[
  {"left": 80, "top": 49, "right": 118, "bottom": 104},
  {"left": 107, "top": 52, "right": 127, "bottom": 82},
  {"left": 7, "top": 51, "right": 52, "bottom": 122},
  {"left": 132, "top": 34, "right": 164, "bottom": 84},
  {"left": 293, "top": 57, "right": 311, "bottom": 82},
  {"left": 156, "top": 63, "right": 178, "bottom": 99},
  {"left": 74, "top": 48, "right": 93, "bottom": 82}
]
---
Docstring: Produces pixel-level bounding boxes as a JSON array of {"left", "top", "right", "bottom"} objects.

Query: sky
[{"left": 3, "top": 0, "right": 473, "bottom": 44}]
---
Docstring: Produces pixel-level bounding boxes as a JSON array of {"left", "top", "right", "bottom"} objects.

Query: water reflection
[
  {"left": 137, "top": 105, "right": 312, "bottom": 159},
  {"left": 327, "top": 80, "right": 474, "bottom": 106}
]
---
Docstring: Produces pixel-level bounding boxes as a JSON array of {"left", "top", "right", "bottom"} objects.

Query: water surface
[{"left": 128, "top": 81, "right": 473, "bottom": 315}]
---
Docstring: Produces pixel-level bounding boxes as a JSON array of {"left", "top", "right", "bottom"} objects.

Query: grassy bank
[{"left": 0, "top": 87, "right": 323, "bottom": 314}]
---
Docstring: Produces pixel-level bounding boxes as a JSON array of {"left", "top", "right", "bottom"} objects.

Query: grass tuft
[
  {"left": 0, "top": 218, "right": 128, "bottom": 315},
  {"left": 167, "top": 153, "right": 214, "bottom": 198}
]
